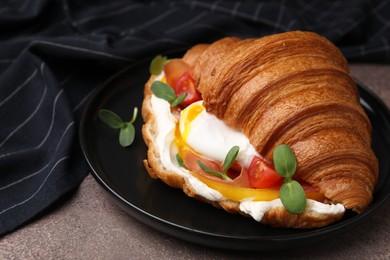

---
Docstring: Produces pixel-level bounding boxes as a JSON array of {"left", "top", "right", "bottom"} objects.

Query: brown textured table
[{"left": 1, "top": 64, "right": 390, "bottom": 259}]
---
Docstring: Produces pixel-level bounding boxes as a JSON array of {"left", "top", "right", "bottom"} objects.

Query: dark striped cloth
[{"left": 1, "top": 0, "right": 389, "bottom": 236}]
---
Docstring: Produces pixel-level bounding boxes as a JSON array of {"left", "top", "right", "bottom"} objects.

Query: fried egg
[{"left": 178, "top": 101, "right": 258, "bottom": 168}]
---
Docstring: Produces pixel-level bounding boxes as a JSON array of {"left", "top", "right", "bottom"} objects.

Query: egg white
[{"left": 179, "top": 101, "right": 259, "bottom": 168}]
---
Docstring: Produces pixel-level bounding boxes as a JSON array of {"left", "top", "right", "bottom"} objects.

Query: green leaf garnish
[
  {"left": 280, "top": 180, "right": 307, "bottom": 214},
  {"left": 171, "top": 94, "right": 187, "bottom": 107},
  {"left": 223, "top": 146, "right": 239, "bottom": 173},
  {"left": 196, "top": 146, "right": 240, "bottom": 181},
  {"left": 98, "top": 107, "right": 138, "bottom": 147},
  {"left": 176, "top": 153, "right": 186, "bottom": 168},
  {"left": 98, "top": 109, "right": 124, "bottom": 129},
  {"left": 149, "top": 55, "right": 168, "bottom": 75},
  {"left": 273, "top": 144, "right": 297, "bottom": 179},
  {"left": 151, "top": 81, "right": 175, "bottom": 101},
  {"left": 151, "top": 81, "right": 186, "bottom": 107},
  {"left": 197, "top": 160, "right": 232, "bottom": 181},
  {"left": 273, "top": 144, "right": 306, "bottom": 214},
  {"left": 119, "top": 123, "right": 135, "bottom": 147}
]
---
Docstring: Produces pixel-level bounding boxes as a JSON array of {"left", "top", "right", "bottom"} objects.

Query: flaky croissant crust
[{"left": 182, "top": 31, "right": 378, "bottom": 213}]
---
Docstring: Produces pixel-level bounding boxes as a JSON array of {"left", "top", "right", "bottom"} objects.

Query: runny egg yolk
[
  {"left": 180, "top": 102, "right": 204, "bottom": 142},
  {"left": 176, "top": 101, "right": 258, "bottom": 168},
  {"left": 174, "top": 101, "right": 204, "bottom": 158}
]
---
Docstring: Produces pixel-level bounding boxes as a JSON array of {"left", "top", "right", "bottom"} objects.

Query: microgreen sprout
[
  {"left": 273, "top": 144, "right": 306, "bottom": 214},
  {"left": 150, "top": 81, "right": 187, "bottom": 107},
  {"left": 98, "top": 107, "right": 138, "bottom": 147},
  {"left": 149, "top": 55, "right": 168, "bottom": 75},
  {"left": 196, "top": 146, "right": 240, "bottom": 181},
  {"left": 176, "top": 153, "right": 186, "bottom": 169}
]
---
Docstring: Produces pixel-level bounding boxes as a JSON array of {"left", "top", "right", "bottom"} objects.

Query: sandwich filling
[{"left": 149, "top": 72, "right": 345, "bottom": 222}]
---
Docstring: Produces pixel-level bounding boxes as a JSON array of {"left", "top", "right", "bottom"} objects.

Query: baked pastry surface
[{"left": 142, "top": 31, "right": 378, "bottom": 228}]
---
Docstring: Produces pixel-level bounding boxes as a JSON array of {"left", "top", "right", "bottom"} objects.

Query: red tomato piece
[
  {"left": 173, "top": 71, "right": 201, "bottom": 106},
  {"left": 226, "top": 161, "right": 242, "bottom": 180},
  {"left": 163, "top": 59, "right": 191, "bottom": 87},
  {"left": 163, "top": 59, "right": 201, "bottom": 106},
  {"left": 248, "top": 156, "right": 283, "bottom": 188}
]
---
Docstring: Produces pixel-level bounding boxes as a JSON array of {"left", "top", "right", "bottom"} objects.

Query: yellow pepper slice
[
  {"left": 191, "top": 171, "right": 325, "bottom": 202},
  {"left": 192, "top": 171, "right": 280, "bottom": 201}
]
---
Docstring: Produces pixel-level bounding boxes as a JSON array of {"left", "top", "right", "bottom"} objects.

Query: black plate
[{"left": 80, "top": 56, "right": 390, "bottom": 251}]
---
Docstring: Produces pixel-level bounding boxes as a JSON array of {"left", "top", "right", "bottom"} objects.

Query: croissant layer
[{"left": 183, "top": 31, "right": 378, "bottom": 213}]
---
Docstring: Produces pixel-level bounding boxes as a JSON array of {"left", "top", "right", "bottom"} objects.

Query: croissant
[
  {"left": 183, "top": 31, "right": 378, "bottom": 213},
  {"left": 142, "top": 31, "right": 378, "bottom": 228}
]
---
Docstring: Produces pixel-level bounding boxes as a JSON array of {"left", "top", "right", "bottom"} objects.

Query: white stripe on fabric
[
  {"left": 154, "top": 38, "right": 189, "bottom": 45},
  {"left": 315, "top": 2, "right": 341, "bottom": 21},
  {"left": 191, "top": 1, "right": 290, "bottom": 31},
  {"left": 296, "top": 0, "right": 318, "bottom": 15},
  {"left": 370, "top": 24, "right": 389, "bottom": 41},
  {"left": 373, "top": 0, "right": 390, "bottom": 13},
  {"left": 211, "top": 0, "right": 222, "bottom": 12},
  {"left": 36, "top": 89, "right": 64, "bottom": 148},
  {"left": 0, "top": 63, "right": 47, "bottom": 148},
  {"left": 166, "top": 12, "right": 208, "bottom": 34},
  {"left": 60, "top": 72, "right": 76, "bottom": 86},
  {"left": 231, "top": 2, "right": 241, "bottom": 17},
  {"left": 114, "top": 34, "right": 148, "bottom": 43},
  {"left": 348, "top": 44, "right": 390, "bottom": 58},
  {"left": 329, "top": 17, "right": 358, "bottom": 27},
  {"left": 72, "top": 88, "right": 96, "bottom": 112},
  {"left": 274, "top": 2, "right": 286, "bottom": 32},
  {"left": 89, "top": 28, "right": 149, "bottom": 44},
  {"left": 120, "top": 8, "right": 179, "bottom": 35},
  {"left": 18, "top": 0, "right": 30, "bottom": 12},
  {"left": 189, "top": 23, "right": 253, "bottom": 38},
  {"left": 0, "top": 68, "right": 38, "bottom": 108},
  {"left": 0, "top": 69, "right": 78, "bottom": 158},
  {"left": 0, "top": 156, "right": 70, "bottom": 215},
  {"left": 360, "top": 45, "right": 366, "bottom": 58},
  {"left": 252, "top": 2, "right": 264, "bottom": 22},
  {"left": 326, "top": 0, "right": 387, "bottom": 40},
  {"left": 381, "top": 36, "right": 390, "bottom": 61},
  {"left": 0, "top": 121, "right": 75, "bottom": 190},
  {"left": 29, "top": 40, "right": 131, "bottom": 61},
  {"left": 75, "top": 3, "right": 143, "bottom": 25},
  {"left": 0, "top": 90, "right": 67, "bottom": 159},
  {"left": 374, "top": 10, "right": 388, "bottom": 25},
  {"left": 119, "top": 34, "right": 188, "bottom": 45},
  {"left": 0, "top": 34, "right": 107, "bottom": 47},
  {"left": 286, "top": 19, "right": 297, "bottom": 30}
]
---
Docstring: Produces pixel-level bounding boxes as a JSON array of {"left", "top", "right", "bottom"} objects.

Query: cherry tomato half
[
  {"left": 163, "top": 59, "right": 191, "bottom": 87},
  {"left": 248, "top": 156, "right": 283, "bottom": 188},
  {"left": 174, "top": 71, "right": 202, "bottom": 106},
  {"left": 164, "top": 59, "right": 201, "bottom": 106}
]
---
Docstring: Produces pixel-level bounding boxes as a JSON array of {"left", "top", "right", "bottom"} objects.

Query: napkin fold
[{"left": 1, "top": 0, "right": 389, "bottom": 236}]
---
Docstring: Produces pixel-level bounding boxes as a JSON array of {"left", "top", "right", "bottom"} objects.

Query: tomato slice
[
  {"left": 174, "top": 71, "right": 202, "bottom": 106},
  {"left": 248, "top": 156, "right": 283, "bottom": 188},
  {"left": 163, "top": 59, "right": 192, "bottom": 87},
  {"left": 163, "top": 59, "right": 202, "bottom": 107}
]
